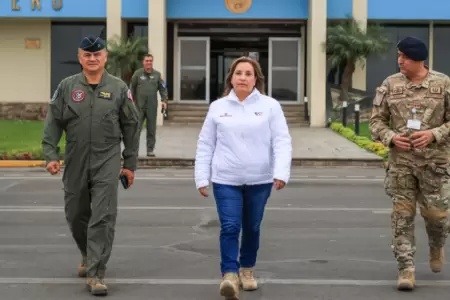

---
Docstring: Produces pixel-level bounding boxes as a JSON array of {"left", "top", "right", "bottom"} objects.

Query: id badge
[{"left": 406, "top": 119, "right": 421, "bottom": 130}]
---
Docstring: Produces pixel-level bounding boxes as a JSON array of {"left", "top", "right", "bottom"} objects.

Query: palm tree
[
  {"left": 324, "top": 18, "right": 391, "bottom": 103},
  {"left": 106, "top": 35, "right": 148, "bottom": 84}
]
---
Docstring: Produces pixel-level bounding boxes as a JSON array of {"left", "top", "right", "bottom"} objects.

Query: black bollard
[
  {"left": 342, "top": 101, "right": 347, "bottom": 127},
  {"left": 304, "top": 97, "right": 309, "bottom": 122},
  {"left": 354, "top": 104, "right": 360, "bottom": 136}
]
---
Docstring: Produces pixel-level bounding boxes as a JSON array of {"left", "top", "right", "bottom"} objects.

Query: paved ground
[
  {"left": 3, "top": 166, "right": 450, "bottom": 299},
  {"left": 134, "top": 126, "right": 380, "bottom": 160}
]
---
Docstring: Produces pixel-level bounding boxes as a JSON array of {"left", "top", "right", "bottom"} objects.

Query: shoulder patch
[
  {"left": 50, "top": 88, "right": 59, "bottom": 103},
  {"left": 127, "top": 89, "right": 134, "bottom": 103},
  {"left": 373, "top": 86, "right": 387, "bottom": 106}
]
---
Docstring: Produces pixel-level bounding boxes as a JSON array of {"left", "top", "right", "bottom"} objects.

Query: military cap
[
  {"left": 79, "top": 35, "right": 105, "bottom": 52},
  {"left": 397, "top": 36, "right": 428, "bottom": 61}
]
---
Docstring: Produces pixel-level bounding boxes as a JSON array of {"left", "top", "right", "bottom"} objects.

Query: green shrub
[{"left": 330, "top": 122, "right": 389, "bottom": 161}]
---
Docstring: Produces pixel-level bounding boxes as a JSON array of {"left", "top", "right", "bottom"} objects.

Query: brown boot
[
  {"left": 86, "top": 277, "right": 108, "bottom": 296},
  {"left": 397, "top": 267, "right": 415, "bottom": 291},
  {"left": 78, "top": 256, "right": 87, "bottom": 278},
  {"left": 430, "top": 247, "right": 445, "bottom": 273},
  {"left": 239, "top": 268, "right": 258, "bottom": 291},
  {"left": 219, "top": 272, "right": 240, "bottom": 300}
]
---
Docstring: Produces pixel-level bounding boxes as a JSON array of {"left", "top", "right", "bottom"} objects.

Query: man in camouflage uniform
[
  {"left": 42, "top": 35, "right": 140, "bottom": 295},
  {"left": 130, "top": 54, "right": 168, "bottom": 157},
  {"left": 370, "top": 36, "right": 450, "bottom": 291}
]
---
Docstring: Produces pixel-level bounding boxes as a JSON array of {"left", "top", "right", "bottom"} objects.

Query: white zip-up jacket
[{"left": 194, "top": 88, "right": 292, "bottom": 189}]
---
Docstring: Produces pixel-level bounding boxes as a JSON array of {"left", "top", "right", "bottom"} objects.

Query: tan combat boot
[
  {"left": 430, "top": 247, "right": 445, "bottom": 273},
  {"left": 86, "top": 277, "right": 108, "bottom": 296},
  {"left": 78, "top": 256, "right": 87, "bottom": 277},
  {"left": 219, "top": 272, "right": 240, "bottom": 300},
  {"left": 397, "top": 267, "right": 415, "bottom": 291},
  {"left": 239, "top": 268, "right": 258, "bottom": 291}
]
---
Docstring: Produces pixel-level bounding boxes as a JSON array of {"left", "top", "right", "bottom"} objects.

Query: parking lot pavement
[{"left": 1, "top": 167, "right": 450, "bottom": 299}]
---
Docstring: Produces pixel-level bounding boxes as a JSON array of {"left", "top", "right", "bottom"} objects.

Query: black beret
[
  {"left": 397, "top": 36, "right": 428, "bottom": 61},
  {"left": 79, "top": 35, "right": 105, "bottom": 52}
]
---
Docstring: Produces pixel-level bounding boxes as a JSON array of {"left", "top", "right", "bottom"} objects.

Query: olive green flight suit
[
  {"left": 42, "top": 71, "right": 140, "bottom": 279},
  {"left": 130, "top": 68, "right": 168, "bottom": 152}
]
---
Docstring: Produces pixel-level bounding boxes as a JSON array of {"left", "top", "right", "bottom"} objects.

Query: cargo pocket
[
  {"left": 62, "top": 104, "right": 80, "bottom": 142},
  {"left": 422, "top": 164, "right": 448, "bottom": 194},
  {"left": 385, "top": 170, "right": 398, "bottom": 197},
  {"left": 101, "top": 109, "right": 121, "bottom": 142}
]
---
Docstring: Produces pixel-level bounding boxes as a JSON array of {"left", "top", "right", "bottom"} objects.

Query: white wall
[{"left": 0, "top": 20, "right": 51, "bottom": 103}]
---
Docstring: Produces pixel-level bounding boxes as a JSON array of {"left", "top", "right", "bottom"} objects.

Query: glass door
[
  {"left": 268, "top": 37, "right": 301, "bottom": 102},
  {"left": 177, "top": 37, "right": 210, "bottom": 103}
]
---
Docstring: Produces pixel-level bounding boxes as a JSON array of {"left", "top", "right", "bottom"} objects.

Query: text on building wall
[{"left": 12, "top": 0, "right": 63, "bottom": 11}]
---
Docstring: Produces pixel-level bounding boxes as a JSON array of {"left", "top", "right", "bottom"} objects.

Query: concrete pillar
[
  {"left": 149, "top": 0, "right": 167, "bottom": 126},
  {"left": 428, "top": 21, "right": 434, "bottom": 70},
  {"left": 106, "top": 0, "right": 125, "bottom": 42},
  {"left": 352, "top": 0, "right": 367, "bottom": 91},
  {"left": 307, "top": 0, "right": 327, "bottom": 127}
]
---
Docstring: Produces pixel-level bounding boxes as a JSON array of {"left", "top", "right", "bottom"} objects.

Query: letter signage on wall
[{"left": 2, "top": 0, "right": 105, "bottom": 17}]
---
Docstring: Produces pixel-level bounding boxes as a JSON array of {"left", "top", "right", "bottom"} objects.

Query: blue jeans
[{"left": 212, "top": 182, "right": 273, "bottom": 274}]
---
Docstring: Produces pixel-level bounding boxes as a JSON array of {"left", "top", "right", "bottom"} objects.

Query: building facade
[{"left": 1, "top": 0, "right": 450, "bottom": 126}]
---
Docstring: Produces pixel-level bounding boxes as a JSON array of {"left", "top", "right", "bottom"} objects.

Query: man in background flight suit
[
  {"left": 130, "top": 54, "right": 168, "bottom": 157},
  {"left": 370, "top": 36, "right": 450, "bottom": 291},
  {"left": 42, "top": 35, "right": 140, "bottom": 296}
]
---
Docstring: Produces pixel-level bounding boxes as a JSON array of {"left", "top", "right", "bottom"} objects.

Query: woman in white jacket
[{"left": 194, "top": 56, "right": 292, "bottom": 300}]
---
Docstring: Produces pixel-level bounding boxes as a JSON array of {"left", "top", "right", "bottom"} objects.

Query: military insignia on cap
[
  {"left": 79, "top": 35, "right": 105, "bottom": 52},
  {"left": 72, "top": 90, "right": 85, "bottom": 102}
]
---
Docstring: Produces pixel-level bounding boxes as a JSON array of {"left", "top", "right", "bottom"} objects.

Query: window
[{"left": 268, "top": 38, "right": 301, "bottom": 101}]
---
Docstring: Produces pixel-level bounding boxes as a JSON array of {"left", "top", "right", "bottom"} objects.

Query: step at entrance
[{"left": 164, "top": 102, "right": 309, "bottom": 126}]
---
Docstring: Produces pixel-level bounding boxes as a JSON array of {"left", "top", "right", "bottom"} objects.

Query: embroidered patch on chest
[
  {"left": 71, "top": 90, "right": 85, "bottom": 102},
  {"left": 430, "top": 86, "right": 442, "bottom": 94},
  {"left": 392, "top": 86, "right": 404, "bottom": 95},
  {"left": 98, "top": 91, "right": 112, "bottom": 100}
]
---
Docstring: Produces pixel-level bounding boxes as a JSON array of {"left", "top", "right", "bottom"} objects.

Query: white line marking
[
  {"left": 0, "top": 277, "right": 449, "bottom": 286},
  {"left": 0, "top": 182, "right": 19, "bottom": 191},
  {"left": 0, "top": 176, "right": 384, "bottom": 182},
  {"left": 0, "top": 205, "right": 391, "bottom": 213},
  {"left": 372, "top": 210, "right": 391, "bottom": 214}
]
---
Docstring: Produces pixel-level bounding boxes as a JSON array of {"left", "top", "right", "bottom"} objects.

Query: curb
[
  {"left": 0, "top": 160, "right": 46, "bottom": 167},
  {"left": 0, "top": 157, "right": 384, "bottom": 168}
]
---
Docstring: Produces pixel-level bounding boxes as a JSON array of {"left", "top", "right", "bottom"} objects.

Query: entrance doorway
[
  {"left": 176, "top": 22, "right": 302, "bottom": 103},
  {"left": 210, "top": 37, "right": 269, "bottom": 101}
]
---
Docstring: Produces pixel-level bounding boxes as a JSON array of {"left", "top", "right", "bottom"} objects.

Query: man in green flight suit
[
  {"left": 41, "top": 35, "right": 140, "bottom": 296},
  {"left": 130, "top": 54, "right": 168, "bottom": 157}
]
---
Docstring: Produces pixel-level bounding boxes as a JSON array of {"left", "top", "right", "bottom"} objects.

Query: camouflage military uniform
[{"left": 370, "top": 70, "right": 450, "bottom": 277}]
